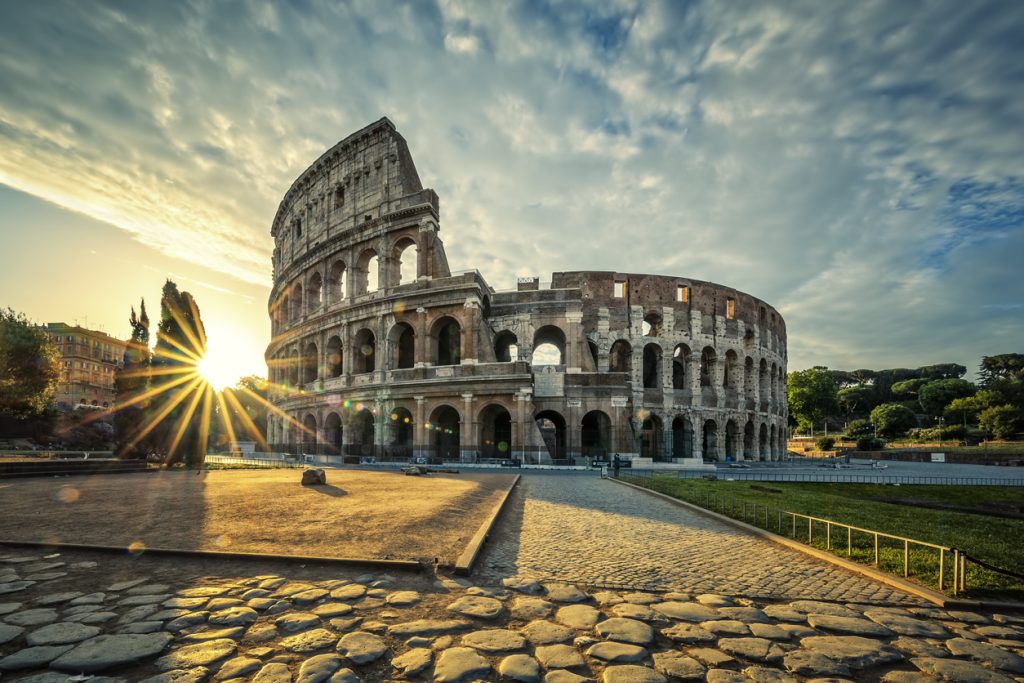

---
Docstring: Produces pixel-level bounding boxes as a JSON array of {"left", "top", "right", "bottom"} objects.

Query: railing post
[
  {"left": 939, "top": 548, "right": 945, "bottom": 591},
  {"left": 808, "top": 517, "right": 812, "bottom": 543},
  {"left": 791, "top": 513, "right": 796, "bottom": 537},
  {"left": 951, "top": 549, "right": 958, "bottom": 596},
  {"left": 847, "top": 527, "right": 852, "bottom": 557},
  {"left": 827, "top": 522, "right": 831, "bottom": 550},
  {"left": 960, "top": 553, "right": 967, "bottom": 593},
  {"left": 903, "top": 539, "right": 909, "bottom": 577},
  {"left": 873, "top": 533, "right": 879, "bottom": 567}
]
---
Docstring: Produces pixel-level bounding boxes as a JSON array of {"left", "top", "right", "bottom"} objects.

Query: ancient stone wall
[{"left": 266, "top": 119, "right": 788, "bottom": 464}]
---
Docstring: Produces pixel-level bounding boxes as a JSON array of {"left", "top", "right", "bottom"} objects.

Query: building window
[
  {"left": 294, "top": 218, "right": 302, "bottom": 239},
  {"left": 334, "top": 186, "right": 345, "bottom": 208},
  {"left": 677, "top": 285, "right": 689, "bottom": 303},
  {"left": 726, "top": 298, "right": 736, "bottom": 320},
  {"left": 613, "top": 281, "right": 626, "bottom": 298}
]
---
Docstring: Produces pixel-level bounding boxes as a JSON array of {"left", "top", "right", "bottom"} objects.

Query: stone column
[
  {"left": 462, "top": 301, "right": 479, "bottom": 364},
  {"left": 566, "top": 400, "right": 580, "bottom": 462},
  {"left": 415, "top": 307, "right": 429, "bottom": 367},
  {"left": 565, "top": 311, "right": 583, "bottom": 372},
  {"left": 461, "top": 393, "right": 474, "bottom": 461},
  {"left": 417, "top": 219, "right": 436, "bottom": 280},
  {"left": 713, "top": 355, "right": 725, "bottom": 408},
  {"left": 513, "top": 393, "right": 527, "bottom": 462},
  {"left": 414, "top": 396, "right": 426, "bottom": 460},
  {"left": 688, "top": 356, "right": 702, "bottom": 406}
]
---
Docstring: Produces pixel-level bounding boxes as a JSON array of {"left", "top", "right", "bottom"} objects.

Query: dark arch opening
[
  {"left": 353, "top": 329, "right": 375, "bottom": 373},
  {"left": 429, "top": 405, "right": 461, "bottom": 461},
  {"left": 609, "top": 340, "right": 632, "bottom": 373},
  {"left": 494, "top": 330, "right": 519, "bottom": 362},
  {"left": 432, "top": 317, "right": 462, "bottom": 366},
  {"left": 581, "top": 410, "right": 611, "bottom": 458},
  {"left": 672, "top": 345, "right": 690, "bottom": 390},
  {"left": 703, "top": 419, "right": 719, "bottom": 461},
  {"left": 326, "top": 336, "right": 343, "bottom": 377},
  {"left": 302, "top": 413, "right": 317, "bottom": 453},
  {"left": 350, "top": 409, "right": 375, "bottom": 456},
  {"left": 643, "top": 343, "right": 662, "bottom": 389},
  {"left": 672, "top": 416, "right": 692, "bottom": 458},
  {"left": 641, "top": 414, "right": 664, "bottom": 461},
  {"left": 388, "top": 407, "right": 414, "bottom": 459},
  {"left": 307, "top": 272, "right": 323, "bottom": 313},
  {"left": 302, "top": 342, "right": 318, "bottom": 384},
  {"left": 535, "top": 410, "right": 566, "bottom": 462},
  {"left": 532, "top": 325, "right": 566, "bottom": 366},
  {"left": 389, "top": 322, "right": 415, "bottom": 369},
  {"left": 479, "top": 404, "right": 513, "bottom": 459},
  {"left": 324, "top": 412, "right": 343, "bottom": 454}
]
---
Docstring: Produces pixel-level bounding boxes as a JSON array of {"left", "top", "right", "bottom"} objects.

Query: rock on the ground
[
  {"left": 524, "top": 620, "right": 575, "bottom": 645},
  {"left": 652, "top": 602, "right": 720, "bottom": 622},
  {"left": 800, "top": 635, "right": 903, "bottom": 669},
  {"left": 502, "top": 577, "right": 544, "bottom": 594},
  {"left": 544, "top": 584, "right": 589, "bottom": 603},
  {"left": 386, "top": 591, "right": 421, "bottom": 606},
  {"left": 535, "top": 644, "right": 586, "bottom": 669},
  {"left": 138, "top": 667, "right": 210, "bottom": 683},
  {"left": 337, "top": 631, "right": 388, "bottom": 664},
  {"left": 782, "top": 650, "right": 851, "bottom": 678},
  {"left": 513, "top": 597, "right": 556, "bottom": 620},
  {"left": 26, "top": 621, "right": 101, "bottom": 646},
  {"left": 556, "top": 604, "right": 602, "bottom": 630},
  {"left": 945, "top": 637, "right": 1024, "bottom": 674},
  {"left": 216, "top": 656, "right": 262, "bottom": 680},
  {"left": 595, "top": 618, "right": 655, "bottom": 645},
  {"left": 252, "top": 661, "right": 293, "bottom": 683},
  {"left": 652, "top": 652, "right": 705, "bottom": 680},
  {"left": 433, "top": 646, "right": 491, "bottom": 682},
  {"left": 276, "top": 612, "right": 321, "bottom": 633},
  {"left": 912, "top": 655, "right": 1015, "bottom": 683},
  {"left": 0, "top": 644, "right": 75, "bottom": 671},
  {"left": 156, "top": 638, "right": 238, "bottom": 670},
  {"left": 0, "top": 622, "right": 24, "bottom": 645},
  {"left": 717, "top": 637, "right": 788, "bottom": 664},
  {"left": 586, "top": 641, "right": 649, "bottom": 662},
  {"left": 296, "top": 653, "right": 343, "bottom": 683},
  {"left": 500, "top": 653, "right": 541, "bottom": 682},
  {"left": 208, "top": 606, "right": 258, "bottom": 626},
  {"left": 447, "top": 595, "right": 506, "bottom": 620},
  {"left": 392, "top": 647, "right": 433, "bottom": 676},
  {"left": 281, "top": 628, "right": 337, "bottom": 653},
  {"left": 863, "top": 609, "right": 950, "bottom": 638},
  {"left": 601, "top": 664, "right": 667, "bottom": 683},
  {"left": 302, "top": 468, "right": 327, "bottom": 485},
  {"left": 661, "top": 623, "right": 716, "bottom": 644},
  {"left": 806, "top": 614, "right": 894, "bottom": 637},
  {"left": 51, "top": 632, "right": 173, "bottom": 673},
  {"left": 462, "top": 628, "right": 528, "bottom": 652}
]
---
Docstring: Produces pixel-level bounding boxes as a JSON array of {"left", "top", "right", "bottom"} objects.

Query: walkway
[{"left": 478, "top": 473, "right": 920, "bottom": 603}]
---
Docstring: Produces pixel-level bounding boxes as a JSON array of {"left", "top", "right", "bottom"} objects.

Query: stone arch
[
  {"left": 302, "top": 413, "right": 317, "bottom": 453},
  {"left": 759, "top": 423, "right": 769, "bottom": 460},
  {"left": 743, "top": 420, "right": 755, "bottom": 461},
  {"left": 350, "top": 408, "right": 375, "bottom": 456},
  {"left": 672, "top": 344, "right": 690, "bottom": 390},
  {"left": 777, "top": 424, "right": 786, "bottom": 459},
  {"left": 278, "top": 294, "right": 289, "bottom": 329},
  {"left": 324, "top": 412, "right": 343, "bottom": 453},
  {"left": 535, "top": 409, "right": 567, "bottom": 461},
  {"left": 744, "top": 357, "right": 756, "bottom": 407},
  {"left": 291, "top": 283, "right": 303, "bottom": 321},
  {"left": 642, "top": 311, "right": 662, "bottom": 337},
  {"left": 329, "top": 260, "right": 346, "bottom": 301},
  {"left": 388, "top": 322, "right": 415, "bottom": 369},
  {"left": 759, "top": 358, "right": 769, "bottom": 409},
  {"left": 479, "top": 403, "right": 513, "bottom": 459},
  {"left": 288, "top": 348, "right": 299, "bottom": 386},
  {"left": 429, "top": 404, "right": 461, "bottom": 461},
  {"left": 353, "top": 328, "right": 376, "bottom": 373},
  {"left": 587, "top": 340, "right": 599, "bottom": 371},
  {"left": 725, "top": 419, "right": 739, "bottom": 460},
  {"left": 307, "top": 271, "right": 323, "bottom": 313},
  {"left": 703, "top": 418, "right": 719, "bottom": 462},
  {"left": 770, "top": 423, "right": 778, "bottom": 460},
  {"left": 494, "top": 330, "right": 519, "bottom": 362},
  {"left": 326, "top": 336, "right": 343, "bottom": 377},
  {"left": 770, "top": 362, "right": 779, "bottom": 404},
  {"left": 430, "top": 316, "right": 462, "bottom": 366},
  {"left": 532, "top": 325, "right": 566, "bottom": 366},
  {"left": 672, "top": 415, "right": 693, "bottom": 458},
  {"left": 355, "top": 248, "right": 379, "bottom": 295},
  {"left": 642, "top": 343, "right": 662, "bottom": 389},
  {"left": 581, "top": 410, "right": 611, "bottom": 458},
  {"left": 724, "top": 349, "right": 738, "bottom": 390},
  {"left": 393, "top": 236, "right": 418, "bottom": 285},
  {"left": 610, "top": 339, "right": 632, "bottom": 373},
  {"left": 388, "top": 407, "right": 414, "bottom": 454},
  {"left": 700, "top": 347, "right": 716, "bottom": 387},
  {"left": 641, "top": 413, "right": 665, "bottom": 461},
  {"left": 302, "top": 341, "right": 318, "bottom": 384}
]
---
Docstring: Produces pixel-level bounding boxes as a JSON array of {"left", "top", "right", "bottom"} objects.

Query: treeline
[{"left": 788, "top": 354, "right": 1024, "bottom": 447}]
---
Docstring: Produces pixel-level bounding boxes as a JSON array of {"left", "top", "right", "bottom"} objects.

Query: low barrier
[
  {"left": 647, "top": 467, "right": 1024, "bottom": 486},
  {"left": 617, "top": 471, "right": 1024, "bottom": 596},
  {"left": 0, "top": 459, "right": 149, "bottom": 479}
]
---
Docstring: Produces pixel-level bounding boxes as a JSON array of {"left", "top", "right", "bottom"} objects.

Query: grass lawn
[{"left": 621, "top": 475, "right": 1024, "bottom": 598}]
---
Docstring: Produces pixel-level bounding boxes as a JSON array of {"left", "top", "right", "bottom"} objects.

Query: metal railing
[
  {"left": 656, "top": 467, "right": 1024, "bottom": 487},
  {"left": 618, "top": 472, "right": 974, "bottom": 594},
  {"left": 204, "top": 454, "right": 304, "bottom": 468}
]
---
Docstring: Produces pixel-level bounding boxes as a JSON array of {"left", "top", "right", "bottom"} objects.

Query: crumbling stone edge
[
  {"left": 455, "top": 474, "right": 522, "bottom": 576},
  {"left": 607, "top": 476, "right": 962, "bottom": 607},
  {"left": 0, "top": 539, "right": 422, "bottom": 572}
]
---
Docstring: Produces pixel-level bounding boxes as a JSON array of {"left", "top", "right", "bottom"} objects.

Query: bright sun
[{"left": 197, "top": 353, "right": 236, "bottom": 392}]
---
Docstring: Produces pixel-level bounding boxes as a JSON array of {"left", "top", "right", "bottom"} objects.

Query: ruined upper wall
[{"left": 270, "top": 118, "right": 438, "bottom": 282}]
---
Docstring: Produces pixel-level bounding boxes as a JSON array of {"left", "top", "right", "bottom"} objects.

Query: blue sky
[{"left": 0, "top": 0, "right": 1022, "bottom": 380}]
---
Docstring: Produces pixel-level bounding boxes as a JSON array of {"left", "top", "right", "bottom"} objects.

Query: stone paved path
[
  {"left": 3, "top": 548, "right": 1024, "bottom": 682},
  {"left": 478, "top": 474, "right": 919, "bottom": 604}
]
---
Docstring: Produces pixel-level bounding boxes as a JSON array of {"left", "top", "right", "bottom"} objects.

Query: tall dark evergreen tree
[{"left": 113, "top": 300, "right": 151, "bottom": 458}]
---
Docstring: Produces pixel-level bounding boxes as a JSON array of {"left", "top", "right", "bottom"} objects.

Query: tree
[
  {"left": 891, "top": 378, "right": 929, "bottom": 399},
  {"left": 978, "top": 354, "right": 1024, "bottom": 386},
  {"left": 787, "top": 367, "right": 840, "bottom": 433},
  {"left": 210, "top": 375, "right": 268, "bottom": 450},
  {"left": 837, "top": 385, "right": 876, "bottom": 415},
  {"left": 113, "top": 301, "right": 152, "bottom": 459},
  {"left": 0, "top": 309, "right": 60, "bottom": 419},
  {"left": 870, "top": 403, "right": 917, "bottom": 438},
  {"left": 149, "top": 280, "right": 210, "bottom": 467},
  {"left": 916, "top": 363, "right": 967, "bottom": 380},
  {"left": 943, "top": 392, "right": 997, "bottom": 426},
  {"left": 979, "top": 405, "right": 1022, "bottom": 440},
  {"left": 918, "top": 378, "right": 975, "bottom": 417}
]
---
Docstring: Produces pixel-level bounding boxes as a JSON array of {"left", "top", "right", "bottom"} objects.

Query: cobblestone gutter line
[
  {"left": 0, "top": 540, "right": 423, "bottom": 572},
  {"left": 607, "top": 477, "right": 952, "bottom": 607},
  {"left": 456, "top": 475, "right": 521, "bottom": 576}
]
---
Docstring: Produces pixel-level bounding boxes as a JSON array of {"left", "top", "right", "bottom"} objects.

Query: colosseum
[{"left": 266, "top": 118, "right": 788, "bottom": 466}]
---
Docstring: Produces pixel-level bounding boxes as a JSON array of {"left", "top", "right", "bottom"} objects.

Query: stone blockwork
[{"left": 265, "top": 118, "right": 788, "bottom": 463}]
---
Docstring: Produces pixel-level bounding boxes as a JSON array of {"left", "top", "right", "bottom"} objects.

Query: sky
[{"left": 0, "top": 0, "right": 1022, "bottom": 385}]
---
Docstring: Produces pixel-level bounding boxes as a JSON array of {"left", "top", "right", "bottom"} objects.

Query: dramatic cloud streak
[{"left": 0, "top": 0, "right": 1021, "bottom": 372}]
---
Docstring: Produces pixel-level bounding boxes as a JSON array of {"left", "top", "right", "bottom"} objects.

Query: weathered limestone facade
[{"left": 265, "top": 118, "right": 788, "bottom": 464}]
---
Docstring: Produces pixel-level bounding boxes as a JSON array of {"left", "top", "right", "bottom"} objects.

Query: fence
[
  {"left": 616, "top": 470, "right": 992, "bottom": 595},
  {"left": 645, "top": 467, "right": 1024, "bottom": 487},
  {"left": 204, "top": 454, "right": 304, "bottom": 468}
]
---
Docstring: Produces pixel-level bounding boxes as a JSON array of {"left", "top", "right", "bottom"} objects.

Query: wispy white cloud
[{"left": 0, "top": 0, "right": 1022, "bottom": 373}]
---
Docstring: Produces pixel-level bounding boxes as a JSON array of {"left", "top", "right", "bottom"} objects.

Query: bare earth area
[{"left": 0, "top": 469, "right": 513, "bottom": 563}]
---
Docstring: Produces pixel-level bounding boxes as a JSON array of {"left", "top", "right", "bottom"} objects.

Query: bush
[
  {"left": 816, "top": 436, "right": 836, "bottom": 451},
  {"left": 870, "top": 403, "right": 918, "bottom": 438},
  {"left": 979, "top": 405, "right": 1023, "bottom": 440},
  {"left": 843, "top": 419, "right": 873, "bottom": 439},
  {"left": 856, "top": 436, "right": 885, "bottom": 451}
]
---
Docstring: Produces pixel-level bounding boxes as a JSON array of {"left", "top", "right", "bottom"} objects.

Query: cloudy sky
[{"left": 1, "top": 0, "right": 1022, "bottom": 383}]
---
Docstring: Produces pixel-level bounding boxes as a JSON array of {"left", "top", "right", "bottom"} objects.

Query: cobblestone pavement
[
  {"left": 3, "top": 548, "right": 1024, "bottom": 683},
  {"left": 477, "top": 474, "right": 920, "bottom": 604}
]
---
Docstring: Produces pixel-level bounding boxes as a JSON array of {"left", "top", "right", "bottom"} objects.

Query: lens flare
[
  {"left": 128, "top": 540, "right": 146, "bottom": 557},
  {"left": 56, "top": 486, "right": 80, "bottom": 503}
]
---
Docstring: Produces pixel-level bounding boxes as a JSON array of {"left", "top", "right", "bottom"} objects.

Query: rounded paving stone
[
  {"left": 156, "top": 638, "right": 237, "bottom": 670},
  {"left": 447, "top": 595, "right": 506, "bottom": 620},
  {"left": 500, "top": 653, "right": 541, "bottom": 682},
  {"left": 862, "top": 609, "right": 949, "bottom": 638},
  {"left": 434, "top": 646, "right": 491, "bottom": 682},
  {"left": 586, "top": 641, "right": 649, "bottom": 662},
  {"left": 502, "top": 577, "right": 544, "bottom": 594},
  {"left": 276, "top": 611, "right": 321, "bottom": 634},
  {"left": 545, "top": 671, "right": 591, "bottom": 683},
  {"left": 0, "top": 622, "right": 24, "bottom": 645},
  {"left": 742, "top": 664, "right": 798, "bottom": 682},
  {"left": 652, "top": 652, "right": 705, "bottom": 680},
  {"left": 462, "top": 628, "right": 528, "bottom": 652},
  {"left": 788, "top": 601, "right": 859, "bottom": 618},
  {"left": 51, "top": 632, "right": 173, "bottom": 673},
  {"left": 296, "top": 653, "right": 343, "bottom": 683},
  {"left": 945, "top": 637, "right": 1024, "bottom": 673},
  {"left": 292, "top": 588, "right": 329, "bottom": 604},
  {"left": 701, "top": 619, "right": 751, "bottom": 636},
  {"left": 392, "top": 647, "right": 432, "bottom": 676},
  {"left": 807, "top": 614, "right": 894, "bottom": 637},
  {"left": 209, "top": 606, "right": 258, "bottom": 627},
  {"left": 0, "top": 644, "right": 75, "bottom": 670},
  {"left": 4, "top": 608, "right": 58, "bottom": 626},
  {"left": 252, "top": 661, "right": 292, "bottom": 683},
  {"left": 180, "top": 626, "right": 246, "bottom": 642},
  {"left": 312, "top": 602, "right": 353, "bottom": 618},
  {"left": 544, "top": 584, "right": 589, "bottom": 603},
  {"left": 612, "top": 604, "right": 661, "bottom": 622},
  {"left": 337, "top": 631, "right": 388, "bottom": 664},
  {"left": 330, "top": 585, "right": 366, "bottom": 601},
  {"left": 386, "top": 591, "right": 421, "bottom": 606},
  {"left": 782, "top": 650, "right": 851, "bottom": 678},
  {"left": 800, "top": 635, "right": 903, "bottom": 669},
  {"left": 524, "top": 620, "right": 575, "bottom": 645},
  {"left": 27, "top": 621, "right": 101, "bottom": 645},
  {"left": 717, "top": 637, "right": 787, "bottom": 664},
  {"left": 912, "top": 655, "right": 1015, "bottom": 682},
  {"left": 216, "top": 656, "right": 262, "bottom": 680},
  {"left": 138, "top": 667, "right": 210, "bottom": 683},
  {"left": 661, "top": 623, "right": 716, "bottom": 644},
  {"left": 652, "top": 602, "right": 720, "bottom": 623},
  {"left": 556, "top": 604, "right": 601, "bottom": 630},
  {"left": 281, "top": 628, "right": 337, "bottom": 653},
  {"left": 601, "top": 664, "right": 667, "bottom": 683},
  {"left": 535, "top": 644, "right": 586, "bottom": 669},
  {"left": 513, "top": 597, "right": 557, "bottom": 620},
  {"left": 595, "top": 618, "right": 654, "bottom": 645}
]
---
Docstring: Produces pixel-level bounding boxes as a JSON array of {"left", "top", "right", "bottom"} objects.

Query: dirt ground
[{"left": 0, "top": 469, "right": 515, "bottom": 563}]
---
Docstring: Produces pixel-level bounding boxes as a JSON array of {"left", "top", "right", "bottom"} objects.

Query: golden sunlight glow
[{"left": 197, "top": 351, "right": 236, "bottom": 391}]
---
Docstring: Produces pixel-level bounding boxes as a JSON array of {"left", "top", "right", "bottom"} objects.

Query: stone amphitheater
[{"left": 265, "top": 118, "right": 788, "bottom": 464}]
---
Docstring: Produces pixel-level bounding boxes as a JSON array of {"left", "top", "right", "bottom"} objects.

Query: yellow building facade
[{"left": 43, "top": 323, "right": 127, "bottom": 409}]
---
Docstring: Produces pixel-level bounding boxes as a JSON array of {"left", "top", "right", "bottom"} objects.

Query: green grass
[{"left": 621, "top": 475, "right": 1024, "bottom": 598}]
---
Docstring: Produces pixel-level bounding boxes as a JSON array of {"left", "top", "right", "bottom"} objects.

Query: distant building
[{"left": 42, "top": 323, "right": 127, "bottom": 409}]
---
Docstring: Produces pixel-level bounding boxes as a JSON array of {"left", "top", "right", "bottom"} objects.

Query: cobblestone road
[{"left": 478, "top": 474, "right": 921, "bottom": 604}]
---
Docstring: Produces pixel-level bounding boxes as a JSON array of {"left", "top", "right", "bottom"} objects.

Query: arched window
[
  {"left": 534, "top": 410, "right": 566, "bottom": 462},
  {"left": 581, "top": 410, "right": 611, "bottom": 457},
  {"left": 329, "top": 260, "right": 346, "bottom": 302},
  {"left": 389, "top": 322, "right": 416, "bottom": 369},
  {"left": 324, "top": 412, "right": 343, "bottom": 453},
  {"left": 431, "top": 317, "right": 462, "bottom": 366},
  {"left": 672, "top": 344, "right": 690, "bottom": 390},
  {"left": 700, "top": 347, "right": 716, "bottom": 387},
  {"left": 326, "top": 336, "right": 343, "bottom": 377},
  {"left": 395, "top": 238, "right": 418, "bottom": 285},
  {"left": 642, "top": 312, "right": 662, "bottom": 337},
  {"left": 479, "top": 404, "right": 513, "bottom": 458},
  {"left": 494, "top": 331, "right": 519, "bottom": 362},
  {"left": 307, "top": 272, "right": 323, "bottom": 313},
  {"left": 353, "top": 329, "right": 376, "bottom": 373},
  {"left": 291, "top": 284, "right": 303, "bottom": 321},
  {"left": 302, "top": 342, "right": 318, "bottom": 384},
  {"left": 532, "top": 326, "right": 566, "bottom": 366},
  {"left": 642, "top": 343, "right": 662, "bottom": 389},
  {"left": 429, "top": 405, "right": 461, "bottom": 461},
  {"left": 356, "top": 249, "right": 379, "bottom": 295},
  {"left": 609, "top": 340, "right": 631, "bottom": 373}
]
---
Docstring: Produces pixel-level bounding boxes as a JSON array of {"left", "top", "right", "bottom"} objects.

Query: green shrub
[
  {"left": 870, "top": 403, "right": 918, "bottom": 438},
  {"left": 844, "top": 419, "right": 873, "bottom": 439},
  {"left": 856, "top": 436, "right": 885, "bottom": 451},
  {"left": 816, "top": 436, "right": 836, "bottom": 451}
]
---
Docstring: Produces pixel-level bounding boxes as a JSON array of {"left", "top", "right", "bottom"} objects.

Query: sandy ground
[{"left": 0, "top": 469, "right": 514, "bottom": 563}]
